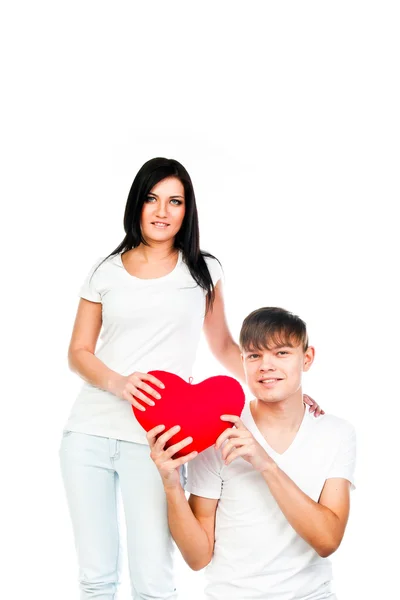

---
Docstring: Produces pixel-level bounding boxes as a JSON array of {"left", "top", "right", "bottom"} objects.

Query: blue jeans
[{"left": 59, "top": 431, "right": 182, "bottom": 599}]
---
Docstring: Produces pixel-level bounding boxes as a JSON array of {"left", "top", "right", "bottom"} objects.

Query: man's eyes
[{"left": 247, "top": 350, "right": 290, "bottom": 359}]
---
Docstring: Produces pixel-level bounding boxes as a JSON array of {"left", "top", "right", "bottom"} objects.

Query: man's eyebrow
[
  {"left": 243, "top": 343, "right": 295, "bottom": 353},
  {"left": 270, "top": 343, "right": 294, "bottom": 349}
]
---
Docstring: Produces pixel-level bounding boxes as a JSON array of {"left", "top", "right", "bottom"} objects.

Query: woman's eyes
[{"left": 145, "top": 197, "right": 183, "bottom": 205}]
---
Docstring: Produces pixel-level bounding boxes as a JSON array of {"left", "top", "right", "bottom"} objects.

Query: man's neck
[{"left": 251, "top": 390, "right": 305, "bottom": 433}]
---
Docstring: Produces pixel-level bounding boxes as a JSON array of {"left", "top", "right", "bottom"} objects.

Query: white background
[{"left": 1, "top": 1, "right": 399, "bottom": 599}]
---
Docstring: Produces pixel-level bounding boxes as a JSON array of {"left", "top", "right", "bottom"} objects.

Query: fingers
[
  {"left": 224, "top": 446, "right": 248, "bottom": 466},
  {"left": 303, "top": 395, "right": 325, "bottom": 418},
  {"left": 215, "top": 426, "right": 241, "bottom": 450},
  {"left": 147, "top": 426, "right": 195, "bottom": 458},
  {"left": 131, "top": 399, "right": 146, "bottom": 412},
  {"left": 154, "top": 425, "right": 182, "bottom": 452},
  {"left": 215, "top": 416, "right": 246, "bottom": 449},
  {"left": 220, "top": 415, "right": 244, "bottom": 427},
  {"left": 172, "top": 451, "right": 198, "bottom": 467},
  {"left": 132, "top": 378, "right": 162, "bottom": 401},
  {"left": 126, "top": 382, "right": 157, "bottom": 407},
  {"left": 303, "top": 394, "right": 313, "bottom": 407},
  {"left": 128, "top": 390, "right": 154, "bottom": 408},
  {"left": 314, "top": 407, "right": 325, "bottom": 417},
  {"left": 146, "top": 424, "right": 198, "bottom": 469},
  {"left": 146, "top": 424, "right": 165, "bottom": 446},
  {"left": 165, "top": 436, "right": 194, "bottom": 458},
  {"left": 140, "top": 372, "right": 166, "bottom": 390},
  {"left": 303, "top": 395, "right": 325, "bottom": 417},
  {"left": 221, "top": 437, "right": 248, "bottom": 461}
]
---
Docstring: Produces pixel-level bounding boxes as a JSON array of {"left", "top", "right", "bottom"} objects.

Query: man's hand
[
  {"left": 147, "top": 424, "right": 198, "bottom": 489},
  {"left": 215, "top": 415, "right": 274, "bottom": 472}
]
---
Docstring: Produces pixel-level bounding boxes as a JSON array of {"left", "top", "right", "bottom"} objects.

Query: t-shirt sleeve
[
  {"left": 205, "top": 256, "right": 223, "bottom": 287},
  {"left": 326, "top": 422, "right": 357, "bottom": 490},
  {"left": 79, "top": 257, "right": 104, "bottom": 303},
  {"left": 185, "top": 446, "right": 223, "bottom": 499}
]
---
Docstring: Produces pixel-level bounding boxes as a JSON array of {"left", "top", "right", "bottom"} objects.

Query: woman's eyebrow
[{"left": 147, "top": 193, "right": 184, "bottom": 199}]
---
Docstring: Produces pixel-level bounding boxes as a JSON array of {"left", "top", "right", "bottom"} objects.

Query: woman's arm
[
  {"left": 203, "top": 281, "right": 245, "bottom": 384},
  {"left": 68, "top": 298, "right": 163, "bottom": 408},
  {"left": 68, "top": 298, "right": 117, "bottom": 391}
]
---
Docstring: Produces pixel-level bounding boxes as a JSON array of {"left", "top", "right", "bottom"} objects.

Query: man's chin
[
  {"left": 250, "top": 388, "right": 282, "bottom": 403},
  {"left": 258, "top": 395, "right": 282, "bottom": 403}
]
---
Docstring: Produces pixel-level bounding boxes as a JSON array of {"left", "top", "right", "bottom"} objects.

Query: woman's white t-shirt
[{"left": 64, "top": 250, "right": 222, "bottom": 444}]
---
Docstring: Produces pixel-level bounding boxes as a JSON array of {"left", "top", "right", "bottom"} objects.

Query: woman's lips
[{"left": 151, "top": 222, "right": 170, "bottom": 228}]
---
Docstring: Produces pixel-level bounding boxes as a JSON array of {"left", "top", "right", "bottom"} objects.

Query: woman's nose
[{"left": 155, "top": 202, "right": 168, "bottom": 217}]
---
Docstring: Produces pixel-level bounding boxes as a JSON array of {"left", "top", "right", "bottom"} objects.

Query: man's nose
[{"left": 259, "top": 358, "right": 276, "bottom": 372}]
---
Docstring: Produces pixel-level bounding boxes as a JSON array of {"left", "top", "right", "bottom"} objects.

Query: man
[{"left": 148, "top": 307, "right": 356, "bottom": 599}]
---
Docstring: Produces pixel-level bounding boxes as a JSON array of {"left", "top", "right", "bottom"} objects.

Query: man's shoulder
[
  {"left": 189, "top": 444, "right": 224, "bottom": 473},
  {"left": 309, "top": 410, "right": 356, "bottom": 440}
]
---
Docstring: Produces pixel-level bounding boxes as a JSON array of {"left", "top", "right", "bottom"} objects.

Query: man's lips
[{"left": 258, "top": 378, "right": 283, "bottom": 386}]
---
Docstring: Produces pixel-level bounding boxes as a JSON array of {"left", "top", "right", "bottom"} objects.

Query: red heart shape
[{"left": 132, "top": 370, "right": 245, "bottom": 458}]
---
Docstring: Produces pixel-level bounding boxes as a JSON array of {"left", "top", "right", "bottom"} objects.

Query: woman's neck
[{"left": 133, "top": 242, "right": 178, "bottom": 264}]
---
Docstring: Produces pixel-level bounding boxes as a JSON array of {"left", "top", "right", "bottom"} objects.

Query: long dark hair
[{"left": 95, "top": 157, "right": 220, "bottom": 308}]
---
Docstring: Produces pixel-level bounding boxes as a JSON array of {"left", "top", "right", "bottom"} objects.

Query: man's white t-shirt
[
  {"left": 186, "top": 402, "right": 356, "bottom": 600},
  {"left": 64, "top": 251, "right": 222, "bottom": 443}
]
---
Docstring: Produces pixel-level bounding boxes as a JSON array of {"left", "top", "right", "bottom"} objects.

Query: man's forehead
[{"left": 245, "top": 340, "right": 297, "bottom": 352}]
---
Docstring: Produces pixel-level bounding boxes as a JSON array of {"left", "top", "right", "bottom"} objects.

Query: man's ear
[{"left": 303, "top": 346, "right": 315, "bottom": 372}]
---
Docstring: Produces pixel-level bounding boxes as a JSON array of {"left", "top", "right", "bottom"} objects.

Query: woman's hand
[
  {"left": 110, "top": 371, "right": 165, "bottom": 411},
  {"left": 303, "top": 395, "right": 325, "bottom": 417},
  {"left": 147, "top": 424, "right": 198, "bottom": 489}
]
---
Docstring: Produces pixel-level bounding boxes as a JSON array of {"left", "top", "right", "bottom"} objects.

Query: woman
[{"left": 60, "top": 157, "right": 321, "bottom": 600}]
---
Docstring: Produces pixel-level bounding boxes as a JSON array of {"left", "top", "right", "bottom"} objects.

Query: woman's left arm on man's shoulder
[{"left": 203, "top": 281, "right": 245, "bottom": 383}]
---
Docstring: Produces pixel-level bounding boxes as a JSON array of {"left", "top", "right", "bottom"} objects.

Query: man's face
[{"left": 242, "top": 340, "right": 315, "bottom": 403}]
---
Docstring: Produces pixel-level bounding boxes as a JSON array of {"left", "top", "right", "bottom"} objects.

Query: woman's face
[{"left": 141, "top": 176, "right": 186, "bottom": 244}]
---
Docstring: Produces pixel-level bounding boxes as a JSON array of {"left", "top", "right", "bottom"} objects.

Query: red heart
[{"left": 132, "top": 370, "right": 245, "bottom": 458}]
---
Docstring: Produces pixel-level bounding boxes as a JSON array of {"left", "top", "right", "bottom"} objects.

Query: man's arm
[
  {"left": 147, "top": 424, "right": 218, "bottom": 570},
  {"left": 261, "top": 466, "right": 350, "bottom": 557},
  {"left": 217, "top": 415, "right": 354, "bottom": 558},
  {"left": 165, "top": 488, "right": 218, "bottom": 570}
]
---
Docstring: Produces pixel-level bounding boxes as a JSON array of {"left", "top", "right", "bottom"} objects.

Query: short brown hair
[{"left": 239, "top": 307, "right": 309, "bottom": 353}]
